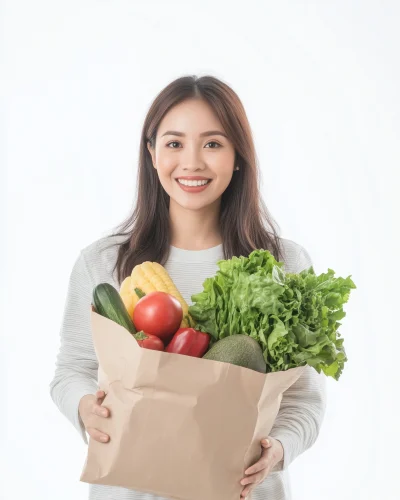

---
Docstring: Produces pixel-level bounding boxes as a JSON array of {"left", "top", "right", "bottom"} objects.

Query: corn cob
[
  {"left": 119, "top": 276, "right": 139, "bottom": 318},
  {"left": 129, "top": 261, "right": 192, "bottom": 328}
]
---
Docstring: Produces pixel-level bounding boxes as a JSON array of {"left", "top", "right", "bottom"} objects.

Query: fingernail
[{"left": 101, "top": 436, "right": 108, "bottom": 442}]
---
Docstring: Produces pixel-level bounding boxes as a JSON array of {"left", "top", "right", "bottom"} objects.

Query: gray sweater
[{"left": 49, "top": 234, "right": 327, "bottom": 500}]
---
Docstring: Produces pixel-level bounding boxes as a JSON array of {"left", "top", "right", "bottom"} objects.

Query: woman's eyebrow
[{"left": 161, "top": 130, "right": 228, "bottom": 139}]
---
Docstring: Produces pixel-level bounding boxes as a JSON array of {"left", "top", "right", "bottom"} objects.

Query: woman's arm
[
  {"left": 268, "top": 245, "right": 328, "bottom": 470},
  {"left": 269, "top": 365, "right": 327, "bottom": 470},
  {"left": 49, "top": 251, "right": 99, "bottom": 444}
]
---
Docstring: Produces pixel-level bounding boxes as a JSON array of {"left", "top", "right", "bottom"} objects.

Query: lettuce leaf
[{"left": 188, "top": 249, "right": 356, "bottom": 380}]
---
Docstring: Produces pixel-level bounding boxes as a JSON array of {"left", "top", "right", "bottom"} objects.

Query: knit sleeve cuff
[{"left": 268, "top": 432, "right": 295, "bottom": 472}]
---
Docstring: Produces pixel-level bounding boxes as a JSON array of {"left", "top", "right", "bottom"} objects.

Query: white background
[{"left": 3, "top": 1, "right": 399, "bottom": 499}]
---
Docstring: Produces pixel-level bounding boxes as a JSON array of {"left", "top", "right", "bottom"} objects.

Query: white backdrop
[{"left": 3, "top": 1, "right": 399, "bottom": 499}]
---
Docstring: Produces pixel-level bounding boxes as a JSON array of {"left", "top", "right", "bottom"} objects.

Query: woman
[{"left": 50, "top": 74, "right": 327, "bottom": 500}]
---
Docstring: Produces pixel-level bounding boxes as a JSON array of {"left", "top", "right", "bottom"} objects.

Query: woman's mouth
[{"left": 175, "top": 178, "right": 212, "bottom": 193}]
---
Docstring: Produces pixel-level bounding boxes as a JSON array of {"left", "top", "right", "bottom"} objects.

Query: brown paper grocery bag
[{"left": 80, "top": 309, "right": 305, "bottom": 500}]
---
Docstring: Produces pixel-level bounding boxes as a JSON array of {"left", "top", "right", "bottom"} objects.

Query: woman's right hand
[{"left": 78, "top": 390, "right": 110, "bottom": 443}]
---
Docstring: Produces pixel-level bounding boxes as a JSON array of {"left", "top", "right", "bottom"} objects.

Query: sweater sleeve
[
  {"left": 49, "top": 251, "right": 99, "bottom": 445},
  {"left": 268, "top": 246, "right": 328, "bottom": 471}
]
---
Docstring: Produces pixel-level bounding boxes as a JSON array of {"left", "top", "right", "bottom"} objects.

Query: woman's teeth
[{"left": 177, "top": 179, "right": 210, "bottom": 186}]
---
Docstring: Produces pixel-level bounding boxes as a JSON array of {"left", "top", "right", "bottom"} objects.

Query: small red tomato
[
  {"left": 133, "top": 331, "right": 164, "bottom": 351},
  {"left": 133, "top": 291, "right": 183, "bottom": 342}
]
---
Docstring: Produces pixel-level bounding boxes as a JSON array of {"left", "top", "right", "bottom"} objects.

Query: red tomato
[
  {"left": 134, "top": 331, "right": 164, "bottom": 351},
  {"left": 133, "top": 291, "right": 183, "bottom": 342}
]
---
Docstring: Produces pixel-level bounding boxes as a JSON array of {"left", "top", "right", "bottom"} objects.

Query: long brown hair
[{"left": 104, "top": 74, "right": 285, "bottom": 286}]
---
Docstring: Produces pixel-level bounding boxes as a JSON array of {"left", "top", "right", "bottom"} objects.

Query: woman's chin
[{"left": 169, "top": 194, "right": 219, "bottom": 211}]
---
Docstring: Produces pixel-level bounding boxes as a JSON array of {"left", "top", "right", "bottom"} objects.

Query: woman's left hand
[{"left": 240, "top": 436, "right": 284, "bottom": 499}]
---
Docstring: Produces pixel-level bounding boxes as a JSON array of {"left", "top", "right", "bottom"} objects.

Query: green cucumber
[
  {"left": 92, "top": 283, "right": 137, "bottom": 335},
  {"left": 202, "top": 334, "right": 267, "bottom": 373}
]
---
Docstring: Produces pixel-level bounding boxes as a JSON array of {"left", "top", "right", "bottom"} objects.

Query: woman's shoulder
[
  {"left": 79, "top": 233, "right": 128, "bottom": 282},
  {"left": 81, "top": 233, "right": 126, "bottom": 258},
  {"left": 278, "top": 237, "right": 313, "bottom": 274}
]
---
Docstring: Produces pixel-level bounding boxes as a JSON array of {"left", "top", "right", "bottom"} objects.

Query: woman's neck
[{"left": 168, "top": 199, "right": 222, "bottom": 250}]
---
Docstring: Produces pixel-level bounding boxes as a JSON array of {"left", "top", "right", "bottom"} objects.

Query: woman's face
[{"left": 147, "top": 98, "right": 236, "bottom": 211}]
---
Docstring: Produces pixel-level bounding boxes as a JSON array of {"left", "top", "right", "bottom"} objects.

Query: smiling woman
[{"left": 50, "top": 74, "right": 327, "bottom": 500}]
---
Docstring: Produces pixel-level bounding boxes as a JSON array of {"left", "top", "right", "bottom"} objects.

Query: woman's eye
[{"left": 166, "top": 141, "right": 221, "bottom": 149}]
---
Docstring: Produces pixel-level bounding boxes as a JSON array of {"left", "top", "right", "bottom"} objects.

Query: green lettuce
[{"left": 188, "top": 249, "right": 356, "bottom": 380}]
